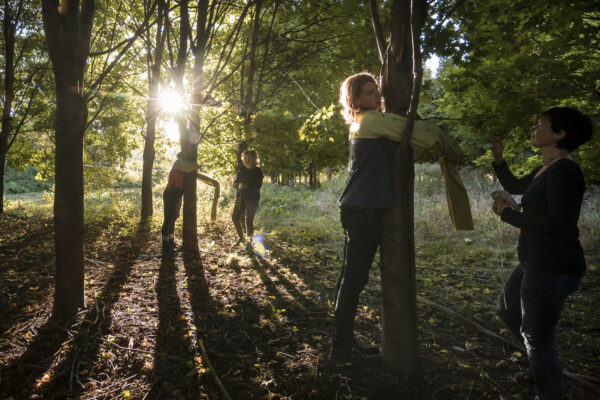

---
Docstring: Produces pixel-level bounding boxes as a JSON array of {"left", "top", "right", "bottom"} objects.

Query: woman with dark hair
[{"left": 491, "top": 107, "right": 594, "bottom": 400}]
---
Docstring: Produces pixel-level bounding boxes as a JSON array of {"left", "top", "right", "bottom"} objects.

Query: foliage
[
  {"left": 428, "top": 0, "right": 600, "bottom": 182},
  {"left": 3, "top": 165, "right": 52, "bottom": 194},
  {"left": 251, "top": 110, "right": 303, "bottom": 178},
  {"left": 298, "top": 104, "right": 348, "bottom": 174},
  {"left": 3, "top": 0, "right": 599, "bottom": 190}
]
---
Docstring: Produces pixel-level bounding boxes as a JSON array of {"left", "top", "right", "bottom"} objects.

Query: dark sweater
[
  {"left": 339, "top": 138, "right": 393, "bottom": 209},
  {"left": 234, "top": 167, "right": 264, "bottom": 201},
  {"left": 493, "top": 159, "right": 586, "bottom": 274}
]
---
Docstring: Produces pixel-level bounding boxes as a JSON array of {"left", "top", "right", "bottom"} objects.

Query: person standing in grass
[
  {"left": 492, "top": 107, "right": 593, "bottom": 400},
  {"left": 329, "top": 71, "right": 473, "bottom": 364},
  {"left": 232, "top": 149, "right": 264, "bottom": 247},
  {"left": 162, "top": 151, "right": 202, "bottom": 252}
]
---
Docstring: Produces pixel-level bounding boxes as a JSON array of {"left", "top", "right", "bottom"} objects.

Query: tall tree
[
  {"left": 1, "top": 0, "right": 44, "bottom": 213},
  {"left": 141, "top": 0, "right": 168, "bottom": 220},
  {"left": 179, "top": 0, "right": 250, "bottom": 252},
  {"left": 371, "top": 0, "right": 426, "bottom": 375},
  {"left": 430, "top": 0, "right": 600, "bottom": 182},
  {"left": 41, "top": 0, "right": 95, "bottom": 323}
]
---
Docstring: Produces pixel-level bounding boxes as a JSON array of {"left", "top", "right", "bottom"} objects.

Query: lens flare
[{"left": 252, "top": 234, "right": 268, "bottom": 258}]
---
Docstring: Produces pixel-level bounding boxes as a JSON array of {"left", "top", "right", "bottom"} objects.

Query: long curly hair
[{"left": 339, "top": 72, "right": 378, "bottom": 124}]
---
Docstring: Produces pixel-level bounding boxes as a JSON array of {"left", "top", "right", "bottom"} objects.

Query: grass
[
  {"left": 5, "top": 163, "right": 598, "bottom": 265},
  {"left": 2, "top": 163, "right": 599, "bottom": 399}
]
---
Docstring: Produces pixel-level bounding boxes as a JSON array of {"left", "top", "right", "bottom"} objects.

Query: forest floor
[{"left": 1, "top": 200, "right": 599, "bottom": 399}]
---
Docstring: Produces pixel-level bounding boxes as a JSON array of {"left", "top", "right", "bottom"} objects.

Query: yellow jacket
[{"left": 352, "top": 110, "right": 473, "bottom": 230}]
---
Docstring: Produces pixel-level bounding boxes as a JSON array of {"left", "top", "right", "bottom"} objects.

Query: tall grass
[
  {"left": 255, "top": 163, "right": 600, "bottom": 277},
  {"left": 6, "top": 163, "right": 598, "bottom": 260}
]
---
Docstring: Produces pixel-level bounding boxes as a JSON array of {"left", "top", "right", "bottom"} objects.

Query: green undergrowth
[
  {"left": 254, "top": 163, "right": 600, "bottom": 314},
  {"left": 256, "top": 163, "right": 599, "bottom": 264}
]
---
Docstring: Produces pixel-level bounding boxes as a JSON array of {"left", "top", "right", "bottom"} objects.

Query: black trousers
[
  {"left": 333, "top": 206, "right": 383, "bottom": 351},
  {"left": 232, "top": 196, "right": 259, "bottom": 239},
  {"left": 161, "top": 186, "right": 183, "bottom": 240}
]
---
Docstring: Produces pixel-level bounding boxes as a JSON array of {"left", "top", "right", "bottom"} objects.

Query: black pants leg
[
  {"left": 244, "top": 199, "right": 259, "bottom": 239},
  {"left": 232, "top": 196, "right": 245, "bottom": 240},
  {"left": 333, "top": 207, "right": 383, "bottom": 353},
  {"left": 162, "top": 188, "right": 182, "bottom": 244}
]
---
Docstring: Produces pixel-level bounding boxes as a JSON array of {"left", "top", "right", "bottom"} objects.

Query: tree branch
[{"left": 369, "top": 0, "right": 386, "bottom": 65}]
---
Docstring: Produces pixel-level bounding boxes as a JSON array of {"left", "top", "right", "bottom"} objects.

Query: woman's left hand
[{"left": 493, "top": 197, "right": 510, "bottom": 216}]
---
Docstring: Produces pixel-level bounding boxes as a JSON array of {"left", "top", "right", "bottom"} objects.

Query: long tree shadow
[
  {"left": 0, "top": 319, "right": 70, "bottom": 398},
  {"left": 179, "top": 248, "right": 224, "bottom": 398},
  {"left": 190, "top": 244, "right": 338, "bottom": 398},
  {"left": 0, "top": 215, "right": 55, "bottom": 340},
  {"left": 184, "top": 246, "right": 282, "bottom": 398},
  {"left": 246, "top": 248, "right": 403, "bottom": 398},
  {"left": 3, "top": 222, "right": 152, "bottom": 399},
  {"left": 144, "top": 249, "right": 203, "bottom": 399}
]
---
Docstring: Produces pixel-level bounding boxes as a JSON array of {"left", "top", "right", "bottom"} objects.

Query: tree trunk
[
  {"left": 379, "top": 0, "right": 426, "bottom": 376},
  {"left": 171, "top": 0, "right": 198, "bottom": 254},
  {"left": 53, "top": 87, "right": 87, "bottom": 322},
  {"left": 243, "top": 0, "right": 262, "bottom": 123},
  {"left": 1, "top": 1, "right": 16, "bottom": 214},
  {"left": 141, "top": 0, "right": 167, "bottom": 220},
  {"left": 42, "top": 0, "right": 95, "bottom": 324}
]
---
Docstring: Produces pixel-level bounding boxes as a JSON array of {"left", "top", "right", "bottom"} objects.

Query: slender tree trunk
[
  {"left": 141, "top": 0, "right": 167, "bottom": 220},
  {"left": 172, "top": 0, "right": 198, "bottom": 254},
  {"left": 53, "top": 85, "right": 87, "bottom": 322},
  {"left": 42, "top": 0, "right": 95, "bottom": 324},
  {"left": 379, "top": 0, "right": 426, "bottom": 376},
  {"left": 243, "top": 0, "right": 262, "bottom": 124},
  {"left": 1, "top": 2, "right": 16, "bottom": 214},
  {"left": 141, "top": 109, "right": 156, "bottom": 219}
]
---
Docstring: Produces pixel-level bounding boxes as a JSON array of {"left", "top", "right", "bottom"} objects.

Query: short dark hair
[{"left": 541, "top": 107, "right": 593, "bottom": 152}]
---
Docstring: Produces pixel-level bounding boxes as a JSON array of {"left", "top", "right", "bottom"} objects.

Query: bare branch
[{"left": 369, "top": 0, "right": 386, "bottom": 65}]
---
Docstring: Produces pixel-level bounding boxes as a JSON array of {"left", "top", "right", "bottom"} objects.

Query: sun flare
[
  {"left": 163, "top": 120, "right": 180, "bottom": 143},
  {"left": 158, "top": 88, "right": 186, "bottom": 115}
]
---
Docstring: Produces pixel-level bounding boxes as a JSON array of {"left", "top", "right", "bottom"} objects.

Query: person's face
[
  {"left": 355, "top": 81, "right": 381, "bottom": 111},
  {"left": 243, "top": 154, "right": 256, "bottom": 169},
  {"left": 530, "top": 116, "right": 565, "bottom": 149}
]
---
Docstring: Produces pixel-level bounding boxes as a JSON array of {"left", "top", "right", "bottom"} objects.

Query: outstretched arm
[{"left": 197, "top": 172, "right": 220, "bottom": 222}]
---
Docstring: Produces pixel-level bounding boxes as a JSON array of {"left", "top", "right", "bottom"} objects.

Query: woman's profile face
[
  {"left": 355, "top": 81, "right": 381, "bottom": 111},
  {"left": 530, "top": 116, "right": 564, "bottom": 149}
]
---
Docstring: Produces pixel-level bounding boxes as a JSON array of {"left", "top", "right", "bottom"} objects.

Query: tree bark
[
  {"left": 379, "top": 0, "right": 426, "bottom": 376},
  {"left": 171, "top": 0, "right": 199, "bottom": 254},
  {"left": 141, "top": 0, "right": 168, "bottom": 220},
  {"left": 1, "top": 1, "right": 16, "bottom": 214},
  {"left": 42, "top": 0, "right": 95, "bottom": 324},
  {"left": 243, "top": 0, "right": 262, "bottom": 123}
]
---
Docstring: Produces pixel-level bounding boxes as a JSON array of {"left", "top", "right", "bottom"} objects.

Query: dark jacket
[
  {"left": 235, "top": 167, "right": 264, "bottom": 202},
  {"left": 493, "top": 159, "right": 586, "bottom": 274}
]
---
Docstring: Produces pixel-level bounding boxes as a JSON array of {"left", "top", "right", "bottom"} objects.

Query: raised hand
[{"left": 490, "top": 136, "right": 504, "bottom": 164}]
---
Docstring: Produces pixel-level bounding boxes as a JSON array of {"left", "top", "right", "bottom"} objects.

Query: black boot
[
  {"left": 353, "top": 338, "right": 380, "bottom": 355},
  {"left": 328, "top": 336, "right": 381, "bottom": 367}
]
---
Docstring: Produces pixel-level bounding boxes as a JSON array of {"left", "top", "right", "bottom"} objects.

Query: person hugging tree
[
  {"left": 232, "top": 149, "right": 264, "bottom": 247},
  {"left": 161, "top": 151, "right": 202, "bottom": 252},
  {"left": 330, "top": 71, "right": 473, "bottom": 365}
]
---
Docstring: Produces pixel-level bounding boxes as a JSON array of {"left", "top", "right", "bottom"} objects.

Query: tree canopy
[{"left": 1, "top": 0, "right": 598, "bottom": 199}]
